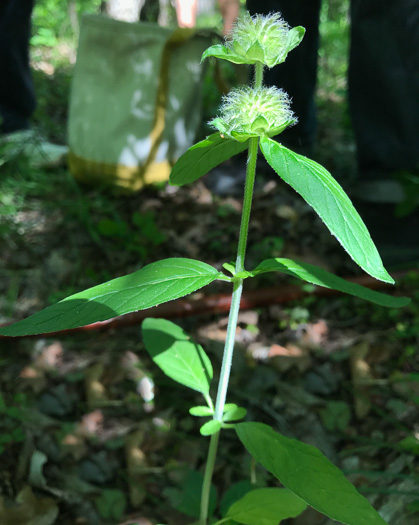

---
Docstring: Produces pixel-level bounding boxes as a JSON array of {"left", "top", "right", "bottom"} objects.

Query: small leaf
[
  {"left": 190, "top": 406, "right": 214, "bottom": 417},
  {"left": 222, "top": 406, "right": 247, "bottom": 422},
  {"left": 0, "top": 258, "right": 223, "bottom": 337},
  {"left": 225, "top": 488, "right": 307, "bottom": 525},
  {"left": 246, "top": 40, "right": 265, "bottom": 62},
  {"left": 170, "top": 133, "right": 248, "bottom": 186},
  {"left": 200, "top": 420, "right": 222, "bottom": 436},
  {"left": 286, "top": 26, "right": 306, "bottom": 54},
  {"left": 260, "top": 137, "right": 393, "bottom": 283},
  {"left": 142, "top": 318, "right": 213, "bottom": 394},
  {"left": 202, "top": 44, "right": 250, "bottom": 65},
  {"left": 398, "top": 435, "right": 419, "bottom": 456},
  {"left": 250, "top": 258, "right": 409, "bottom": 308},
  {"left": 222, "top": 262, "right": 236, "bottom": 276},
  {"left": 236, "top": 422, "right": 387, "bottom": 525},
  {"left": 94, "top": 489, "right": 126, "bottom": 520}
]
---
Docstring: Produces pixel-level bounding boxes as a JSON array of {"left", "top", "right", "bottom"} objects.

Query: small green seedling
[{"left": 1, "top": 12, "right": 409, "bottom": 525}]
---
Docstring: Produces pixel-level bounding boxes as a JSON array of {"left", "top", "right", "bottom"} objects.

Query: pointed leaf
[
  {"left": 260, "top": 137, "right": 393, "bottom": 283},
  {"left": 236, "top": 422, "right": 387, "bottom": 525},
  {"left": 200, "top": 420, "right": 222, "bottom": 436},
  {"left": 170, "top": 133, "right": 248, "bottom": 186},
  {"left": 250, "top": 258, "right": 409, "bottom": 308},
  {"left": 225, "top": 488, "right": 307, "bottom": 525},
  {"left": 202, "top": 44, "right": 250, "bottom": 65},
  {"left": 286, "top": 26, "right": 306, "bottom": 53},
  {"left": 142, "top": 318, "right": 212, "bottom": 394},
  {"left": 246, "top": 40, "right": 265, "bottom": 63},
  {"left": 0, "top": 259, "right": 223, "bottom": 337}
]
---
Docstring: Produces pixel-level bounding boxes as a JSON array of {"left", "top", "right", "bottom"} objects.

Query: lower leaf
[
  {"left": 236, "top": 422, "right": 387, "bottom": 525},
  {"left": 225, "top": 487, "right": 307, "bottom": 525}
]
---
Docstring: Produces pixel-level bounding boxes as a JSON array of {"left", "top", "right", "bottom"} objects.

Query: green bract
[
  {"left": 210, "top": 86, "right": 296, "bottom": 141},
  {"left": 202, "top": 13, "right": 305, "bottom": 68}
]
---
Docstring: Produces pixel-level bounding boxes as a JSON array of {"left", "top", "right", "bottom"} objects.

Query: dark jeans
[
  {"left": 0, "top": 0, "right": 36, "bottom": 133},
  {"left": 246, "top": 0, "right": 419, "bottom": 175}
]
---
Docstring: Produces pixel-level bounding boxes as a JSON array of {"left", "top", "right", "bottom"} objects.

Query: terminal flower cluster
[
  {"left": 210, "top": 86, "right": 296, "bottom": 141},
  {"left": 202, "top": 12, "right": 305, "bottom": 68}
]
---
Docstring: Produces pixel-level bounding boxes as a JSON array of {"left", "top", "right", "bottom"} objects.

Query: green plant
[{"left": 0, "top": 12, "right": 411, "bottom": 525}]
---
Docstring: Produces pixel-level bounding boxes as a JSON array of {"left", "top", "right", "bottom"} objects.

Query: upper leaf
[
  {"left": 236, "top": 422, "right": 387, "bottom": 525},
  {"left": 169, "top": 132, "right": 247, "bottom": 186},
  {"left": 0, "top": 259, "right": 224, "bottom": 337},
  {"left": 142, "top": 318, "right": 213, "bottom": 394},
  {"left": 225, "top": 487, "right": 307, "bottom": 525},
  {"left": 202, "top": 44, "right": 250, "bottom": 65},
  {"left": 260, "top": 137, "right": 393, "bottom": 283},
  {"left": 250, "top": 258, "right": 409, "bottom": 308}
]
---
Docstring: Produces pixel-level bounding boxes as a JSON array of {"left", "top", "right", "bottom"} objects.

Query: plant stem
[
  {"left": 200, "top": 62, "right": 263, "bottom": 525},
  {"left": 200, "top": 430, "right": 220, "bottom": 525},
  {"left": 199, "top": 135, "right": 259, "bottom": 524},
  {"left": 255, "top": 60, "right": 264, "bottom": 88}
]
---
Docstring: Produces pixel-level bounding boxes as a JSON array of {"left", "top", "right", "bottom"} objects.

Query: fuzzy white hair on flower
[
  {"left": 202, "top": 12, "right": 305, "bottom": 68},
  {"left": 210, "top": 86, "right": 297, "bottom": 140}
]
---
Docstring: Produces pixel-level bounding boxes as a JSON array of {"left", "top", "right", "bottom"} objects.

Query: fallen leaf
[
  {"left": 0, "top": 486, "right": 59, "bottom": 525},
  {"left": 350, "top": 341, "right": 373, "bottom": 419}
]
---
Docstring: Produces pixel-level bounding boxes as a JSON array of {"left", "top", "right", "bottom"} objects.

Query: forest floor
[{"left": 1, "top": 6, "right": 419, "bottom": 525}]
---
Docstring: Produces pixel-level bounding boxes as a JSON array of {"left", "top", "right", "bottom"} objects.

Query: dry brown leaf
[
  {"left": 125, "top": 429, "right": 147, "bottom": 507},
  {"left": 35, "top": 341, "right": 63, "bottom": 369},
  {"left": 0, "top": 486, "right": 59, "bottom": 525},
  {"left": 300, "top": 320, "right": 328, "bottom": 348},
  {"left": 350, "top": 341, "right": 373, "bottom": 419},
  {"left": 268, "top": 343, "right": 311, "bottom": 373},
  {"left": 84, "top": 362, "right": 107, "bottom": 408},
  {"left": 78, "top": 409, "right": 104, "bottom": 436}
]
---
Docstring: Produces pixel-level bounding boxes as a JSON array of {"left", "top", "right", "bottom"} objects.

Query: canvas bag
[{"left": 68, "top": 15, "right": 211, "bottom": 191}]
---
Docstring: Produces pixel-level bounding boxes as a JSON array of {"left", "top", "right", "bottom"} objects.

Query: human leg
[
  {"left": 0, "top": 0, "right": 36, "bottom": 133},
  {"left": 349, "top": 0, "right": 419, "bottom": 177}
]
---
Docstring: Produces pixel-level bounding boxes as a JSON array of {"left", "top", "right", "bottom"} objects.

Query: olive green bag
[{"left": 68, "top": 15, "right": 210, "bottom": 191}]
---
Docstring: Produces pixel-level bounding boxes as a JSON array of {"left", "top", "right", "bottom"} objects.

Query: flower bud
[
  {"left": 210, "top": 86, "right": 296, "bottom": 141},
  {"left": 202, "top": 13, "right": 305, "bottom": 68}
]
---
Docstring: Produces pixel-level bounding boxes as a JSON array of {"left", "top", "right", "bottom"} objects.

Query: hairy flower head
[
  {"left": 202, "top": 13, "right": 305, "bottom": 68},
  {"left": 210, "top": 86, "right": 296, "bottom": 141}
]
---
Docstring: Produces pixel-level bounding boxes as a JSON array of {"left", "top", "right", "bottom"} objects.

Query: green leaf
[
  {"left": 225, "top": 488, "right": 307, "bottom": 525},
  {"left": 170, "top": 133, "right": 248, "bottom": 186},
  {"left": 250, "top": 258, "right": 409, "bottom": 308},
  {"left": 200, "top": 420, "right": 222, "bottom": 436},
  {"left": 285, "top": 26, "right": 306, "bottom": 54},
  {"left": 260, "top": 137, "right": 393, "bottom": 283},
  {"left": 222, "top": 406, "right": 247, "bottom": 422},
  {"left": 0, "top": 258, "right": 223, "bottom": 337},
  {"left": 201, "top": 44, "right": 250, "bottom": 65},
  {"left": 94, "top": 489, "right": 126, "bottom": 520},
  {"left": 236, "top": 422, "right": 387, "bottom": 525},
  {"left": 142, "top": 318, "right": 213, "bottom": 395},
  {"left": 165, "top": 469, "right": 217, "bottom": 518},
  {"left": 220, "top": 480, "right": 254, "bottom": 517},
  {"left": 189, "top": 406, "right": 214, "bottom": 417},
  {"left": 398, "top": 435, "right": 419, "bottom": 456}
]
